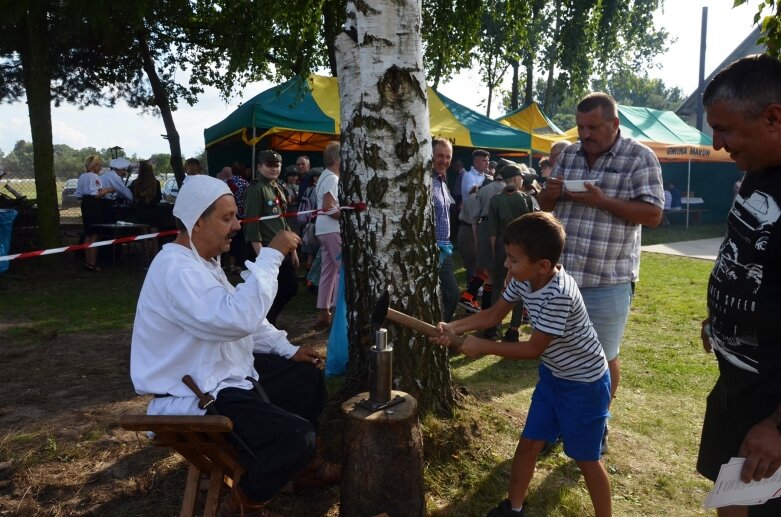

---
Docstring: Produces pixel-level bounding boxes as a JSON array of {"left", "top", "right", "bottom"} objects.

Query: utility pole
[{"left": 696, "top": 6, "right": 708, "bottom": 130}]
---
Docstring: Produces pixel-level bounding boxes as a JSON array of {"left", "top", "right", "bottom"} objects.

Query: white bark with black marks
[{"left": 335, "top": 0, "right": 455, "bottom": 415}]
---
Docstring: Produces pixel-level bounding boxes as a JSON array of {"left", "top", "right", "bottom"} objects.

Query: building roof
[{"left": 676, "top": 26, "right": 765, "bottom": 134}]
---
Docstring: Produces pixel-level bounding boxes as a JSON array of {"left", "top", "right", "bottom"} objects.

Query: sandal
[
  {"left": 293, "top": 460, "right": 341, "bottom": 492},
  {"left": 217, "top": 486, "right": 278, "bottom": 517}
]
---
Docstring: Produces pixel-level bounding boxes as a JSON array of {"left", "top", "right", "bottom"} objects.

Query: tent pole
[{"left": 686, "top": 158, "right": 692, "bottom": 229}]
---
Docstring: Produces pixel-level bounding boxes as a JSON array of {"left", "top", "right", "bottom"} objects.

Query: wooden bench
[{"left": 119, "top": 414, "right": 245, "bottom": 517}]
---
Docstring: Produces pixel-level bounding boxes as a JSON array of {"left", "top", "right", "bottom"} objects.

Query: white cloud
[{"left": 51, "top": 120, "right": 89, "bottom": 148}]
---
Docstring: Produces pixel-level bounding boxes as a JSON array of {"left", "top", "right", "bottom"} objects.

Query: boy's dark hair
[
  {"left": 538, "top": 157, "right": 551, "bottom": 169},
  {"left": 504, "top": 211, "right": 565, "bottom": 264},
  {"left": 472, "top": 149, "right": 490, "bottom": 158}
]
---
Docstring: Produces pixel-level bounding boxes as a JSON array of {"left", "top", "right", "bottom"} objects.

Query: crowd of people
[
  {"left": 75, "top": 155, "right": 205, "bottom": 271},
  {"left": 430, "top": 55, "right": 781, "bottom": 517},
  {"left": 123, "top": 53, "right": 781, "bottom": 516}
]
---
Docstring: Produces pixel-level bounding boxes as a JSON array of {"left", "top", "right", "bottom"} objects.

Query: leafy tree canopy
[{"left": 736, "top": 0, "right": 781, "bottom": 56}]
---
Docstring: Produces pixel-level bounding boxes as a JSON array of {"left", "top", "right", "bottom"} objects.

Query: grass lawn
[
  {"left": 0, "top": 247, "right": 719, "bottom": 516},
  {"left": 641, "top": 221, "right": 726, "bottom": 245},
  {"left": 422, "top": 252, "right": 717, "bottom": 516}
]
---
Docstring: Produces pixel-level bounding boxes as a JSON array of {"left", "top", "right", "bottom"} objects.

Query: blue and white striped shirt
[{"left": 503, "top": 266, "right": 607, "bottom": 382}]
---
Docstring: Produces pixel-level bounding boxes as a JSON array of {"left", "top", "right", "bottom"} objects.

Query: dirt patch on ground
[{"left": 0, "top": 315, "right": 340, "bottom": 516}]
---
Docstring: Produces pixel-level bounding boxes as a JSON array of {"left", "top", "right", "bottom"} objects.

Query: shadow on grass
[
  {"left": 430, "top": 456, "right": 586, "bottom": 517},
  {"left": 452, "top": 356, "right": 539, "bottom": 396},
  {"left": 84, "top": 443, "right": 341, "bottom": 517}
]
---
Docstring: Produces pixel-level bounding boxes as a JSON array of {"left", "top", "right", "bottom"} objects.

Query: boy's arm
[
  {"left": 432, "top": 299, "right": 514, "bottom": 349},
  {"left": 461, "top": 329, "right": 554, "bottom": 359}
]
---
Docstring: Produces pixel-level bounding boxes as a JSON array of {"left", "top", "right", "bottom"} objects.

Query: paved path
[{"left": 641, "top": 237, "right": 723, "bottom": 261}]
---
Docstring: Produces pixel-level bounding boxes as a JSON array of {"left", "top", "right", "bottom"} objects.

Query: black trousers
[
  {"left": 213, "top": 354, "right": 327, "bottom": 502},
  {"left": 698, "top": 375, "right": 781, "bottom": 516}
]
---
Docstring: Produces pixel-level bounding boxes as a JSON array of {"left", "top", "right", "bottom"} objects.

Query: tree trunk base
[{"left": 340, "top": 391, "right": 424, "bottom": 517}]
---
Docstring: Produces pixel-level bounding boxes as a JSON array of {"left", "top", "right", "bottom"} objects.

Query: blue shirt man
[{"left": 432, "top": 138, "right": 459, "bottom": 322}]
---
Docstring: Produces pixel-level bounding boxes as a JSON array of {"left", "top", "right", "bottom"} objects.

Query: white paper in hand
[{"left": 704, "top": 457, "right": 781, "bottom": 509}]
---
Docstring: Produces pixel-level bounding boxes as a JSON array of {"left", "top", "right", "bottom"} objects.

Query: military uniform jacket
[{"left": 243, "top": 176, "right": 290, "bottom": 245}]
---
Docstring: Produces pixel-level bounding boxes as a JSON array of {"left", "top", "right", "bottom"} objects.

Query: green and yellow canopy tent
[
  {"left": 496, "top": 101, "right": 570, "bottom": 155},
  {"left": 561, "top": 105, "right": 732, "bottom": 163},
  {"left": 559, "top": 105, "right": 739, "bottom": 225},
  {"left": 203, "top": 75, "right": 533, "bottom": 174}
]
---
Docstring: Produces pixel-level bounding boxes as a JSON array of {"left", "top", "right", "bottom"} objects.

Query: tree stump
[{"left": 340, "top": 390, "right": 424, "bottom": 517}]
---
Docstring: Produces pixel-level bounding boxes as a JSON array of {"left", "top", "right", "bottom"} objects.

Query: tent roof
[
  {"left": 618, "top": 105, "right": 712, "bottom": 145},
  {"left": 497, "top": 101, "right": 565, "bottom": 135},
  {"left": 204, "top": 75, "right": 531, "bottom": 153},
  {"left": 496, "top": 101, "right": 574, "bottom": 154},
  {"left": 675, "top": 27, "right": 764, "bottom": 133},
  {"left": 562, "top": 105, "right": 732, "bottom": 162}
]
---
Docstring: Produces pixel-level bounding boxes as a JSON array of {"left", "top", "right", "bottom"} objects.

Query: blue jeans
[{"left": 580, "top": 282, "right": 633, "bottom": 361}]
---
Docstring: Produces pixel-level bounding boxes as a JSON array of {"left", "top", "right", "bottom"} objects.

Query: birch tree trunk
[{"left": 335, "top": 0, "right": 455, "bottom": 415}]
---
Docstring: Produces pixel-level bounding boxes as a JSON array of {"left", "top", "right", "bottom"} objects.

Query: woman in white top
[
  {"left": 313, "top": 142, "right": 342, "bottom": 328},
  {"left": 75, "top": 155, "right": 113, "bottom": 271}
]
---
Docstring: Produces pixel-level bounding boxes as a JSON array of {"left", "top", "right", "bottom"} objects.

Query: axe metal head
[{"left": 371, "top": 290, "right": 390, "bottom": 332}]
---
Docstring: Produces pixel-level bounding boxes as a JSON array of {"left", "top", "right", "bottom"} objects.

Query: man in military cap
[{"left": 244, "top": 150, "right": 299, "bottom": 325}]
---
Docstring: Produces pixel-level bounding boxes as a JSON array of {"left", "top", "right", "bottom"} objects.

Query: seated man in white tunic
[{"left": 130, "top": 175, "right": 338, "bottom": 516}]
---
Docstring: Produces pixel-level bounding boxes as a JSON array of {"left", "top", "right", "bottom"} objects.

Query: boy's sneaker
[
  {"left": 486, "top": 499, "right": 525, "bottom": 517},
  {"left": 459, "top": 295, "right": 481, "bottom": 313},
  {"left": 503, "top": 328, "right": 520, "bottom": 342}
]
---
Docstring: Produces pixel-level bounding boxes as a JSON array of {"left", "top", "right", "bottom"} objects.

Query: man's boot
[
  {"left": 218, "top": 484, "right": 279, "bottom": 517},
  {"left": 293, "top": 437, "right": 341, "bottom": 491}
]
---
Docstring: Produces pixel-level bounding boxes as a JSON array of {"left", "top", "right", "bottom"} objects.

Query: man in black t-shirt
[{"left": 699, "top": 54, "right": 781, "bottom": 516}]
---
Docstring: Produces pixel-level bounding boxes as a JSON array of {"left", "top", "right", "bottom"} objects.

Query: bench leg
[
  {"left": 204, "top": 464, "right": 225, "bottom": 517},
  {"left": 180, "top": 463, "right": 200, "bottom": 517}
]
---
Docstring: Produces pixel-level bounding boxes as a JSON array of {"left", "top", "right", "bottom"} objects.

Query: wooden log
[{"left": 340, "top": 391, "right": 424, "bottom": 517}]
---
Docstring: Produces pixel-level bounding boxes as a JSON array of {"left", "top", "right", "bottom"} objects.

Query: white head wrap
[{"left": 173, "top": 175, "right": 233, "bottom": 263}]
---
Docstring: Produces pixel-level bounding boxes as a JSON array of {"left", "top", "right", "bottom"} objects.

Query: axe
[{"left": 371, "top": 290, "right": 464, "bottom": 350}]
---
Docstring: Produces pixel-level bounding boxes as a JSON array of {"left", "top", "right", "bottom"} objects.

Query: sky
[{"left": 0, "top": 1, "right": 764, "bottom": 160}]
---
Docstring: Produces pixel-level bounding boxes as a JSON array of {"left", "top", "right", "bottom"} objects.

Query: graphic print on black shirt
[{"left": 708, "top": 169, "right": 781, "bottom": 376}]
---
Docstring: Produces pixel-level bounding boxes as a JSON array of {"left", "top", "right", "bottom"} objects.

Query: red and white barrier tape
[{"left": 0, "top": 202, "right": 366, "bottom": 263}]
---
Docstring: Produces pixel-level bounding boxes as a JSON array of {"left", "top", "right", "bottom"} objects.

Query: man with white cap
[
  {"left": 130, "top": 175, "right": 338, "bottom": 515},
  {"left": 102, "top": 157, "right": 134, "bottom": 203}
]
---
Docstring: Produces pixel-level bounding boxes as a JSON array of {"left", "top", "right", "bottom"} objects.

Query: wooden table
[{"left": 93, "top": 222, "right": 150, "bottom": 266}]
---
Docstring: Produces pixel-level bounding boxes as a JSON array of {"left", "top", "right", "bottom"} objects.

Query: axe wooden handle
[
  {"left": 386, "top": 308, "right": 464, "bottom": 349},
  {"left": 387, "top": 308, "right": 438, "bottom": 337}
]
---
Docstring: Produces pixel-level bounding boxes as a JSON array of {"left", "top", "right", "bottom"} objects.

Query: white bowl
[{"left": 564, "top": 180, "right": 590, "bottom": 192}]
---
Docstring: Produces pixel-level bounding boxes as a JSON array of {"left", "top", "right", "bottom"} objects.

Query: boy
[{"left": 434, "top": 211, "right": 612, "bottom": 517}]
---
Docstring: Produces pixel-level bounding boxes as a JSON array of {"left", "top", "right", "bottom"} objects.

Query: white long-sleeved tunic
[{"left": 130, "top": 243, "right": 297, "bottom": 416}]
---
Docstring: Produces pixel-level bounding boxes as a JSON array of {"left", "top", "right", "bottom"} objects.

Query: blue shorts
[
  {"left": 580, "top": 283, "right": 633, "bottom": 361},
  {"left": 522, "top": 364, "right": 611, "bottom": 461}
]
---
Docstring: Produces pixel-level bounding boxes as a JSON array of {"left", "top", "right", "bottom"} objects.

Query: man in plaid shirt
[{"left": 539, "top": 92, "right": 664, "bottom": 452}]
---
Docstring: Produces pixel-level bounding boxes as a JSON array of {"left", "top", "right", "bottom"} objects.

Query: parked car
[
  {"left": 162, "top": 178, "right": 179, "bottom": 202},
  {"left": 61, "top": 179, "right": 79, "bottom": 209}
]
